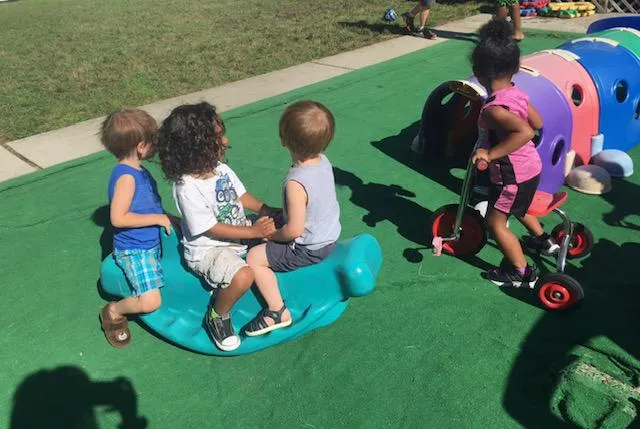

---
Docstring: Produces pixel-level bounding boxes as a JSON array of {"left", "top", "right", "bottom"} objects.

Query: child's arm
[
  {"left": 111, "top": 175, "right": 171, "bottom": 233},
  {"left": 527, "top": 103, "right": 543, "bottom": 130},
  {"left": 206, "top": 217, "right": 275, "bottom": 240},
  {"left": 269, "top": 181, "right": 306, "bottom": 243},
  {"left": 239, "top": 192, "right": 281, "bottom": 217},
  {"left": 482, "top": 106, "right": 535, "bottom": 161}
]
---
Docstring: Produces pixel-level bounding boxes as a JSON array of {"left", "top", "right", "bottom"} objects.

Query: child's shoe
[
  {"left": 244, "top": 304, "right": 292, "bottom": 337},
  {"left": 522, "top": 233, "right": 559, "bottom": 255},
  {"left": 486, "top": 259, "right": 539, "bottom": 288},
  {"left": 205, "top": 308, "right": 240, "bottom": 352},
  {"left": 422, "top": 28, "right": 438, "bottom": 40}
]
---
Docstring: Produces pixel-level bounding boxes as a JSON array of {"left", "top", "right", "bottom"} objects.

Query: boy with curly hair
[{"left": 156, "top": 102, "right": 279, "bottom": 352}]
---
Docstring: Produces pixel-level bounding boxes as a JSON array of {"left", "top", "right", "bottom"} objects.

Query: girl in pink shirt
[{"left": 471, "top": 19, "right": 558, "bottom": 287}]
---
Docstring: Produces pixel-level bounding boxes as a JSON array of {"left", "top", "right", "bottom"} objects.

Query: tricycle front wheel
[{"left": 430, "top": 204, "right": 488, "bottom": 257}]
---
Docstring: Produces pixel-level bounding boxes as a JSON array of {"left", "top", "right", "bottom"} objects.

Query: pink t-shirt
[{"left": 477, "top": 86, "right": 542, "bottom": 185}]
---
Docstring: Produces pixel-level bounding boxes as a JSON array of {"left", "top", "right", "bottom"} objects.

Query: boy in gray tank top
[{"left": 243, "top": 100, "right": 341, "bottom": 337}]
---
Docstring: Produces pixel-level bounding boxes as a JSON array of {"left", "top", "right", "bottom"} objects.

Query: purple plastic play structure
[{"left": 468, "top": 68, "right": 572, "bottom": 194}]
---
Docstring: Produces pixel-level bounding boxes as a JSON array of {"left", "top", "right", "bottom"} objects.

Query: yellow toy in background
[
  {"left": 548, "top": 1, "right": 595, "bottom": 10},
  {"left": 539, "top": 2, "right": 596, "bottom": 18}
]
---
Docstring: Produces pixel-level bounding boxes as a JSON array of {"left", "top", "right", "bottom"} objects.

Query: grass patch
[{"left": 0, "top": 0, "right": 483, "bottom": 141}]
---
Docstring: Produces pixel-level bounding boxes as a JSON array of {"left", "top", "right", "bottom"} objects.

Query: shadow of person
[
  {"left": 602, "top": 176, "right": 640, "bottom": 232},
  {"left": 370, "top": 121, "right": 475, "bottom": 197},
  {"left": 92, "top": 205, "right": 113, "bottom": 261},
  {"left": 338, "top": 20, "right": 408, "bottom": 35},
  {"left": 430, "top": 29, "right": 479, "bottom": 43},
  {"left": 10, "top": 366, "right": 148, "bottom": 429},
  {"left": 333, "top": 166, "right": 433, "bottom": 252},
  {"left": 503, "top": 239, "right": 640, "bottom": 428}
]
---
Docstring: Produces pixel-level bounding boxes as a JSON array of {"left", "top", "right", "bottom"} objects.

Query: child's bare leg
[
  {"left": 419, "top": 7, "right": 431, "bottom": 28},
  {"left": 488, "top": 209, "right": 527, "bottom": 269},
  {"left": 510, "top": 3, "right": 524, "bottom": 40},
  {"left": 246, "top": 244, "right": 291, "bottom": 325},
  {"left": 108, "top": 289, "right": 161, "bottom": 319},
  {"left": 517, "top": 214, "right": 544, "bottom": 237},
  {"left": 496, "top": 5, "right": 509, "bottom": 18},
  {"left": 214, "top": 267, "right": 254, "bottom": 315}
]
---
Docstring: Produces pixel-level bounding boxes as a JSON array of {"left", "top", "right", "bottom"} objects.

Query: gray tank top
[{"left": 284, "top": 154, "right": 341, "bottom": 250}]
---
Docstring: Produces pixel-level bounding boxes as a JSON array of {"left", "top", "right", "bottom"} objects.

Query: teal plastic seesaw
[{"left": 100, "top": 230, "right": 382, "bottom": 356}]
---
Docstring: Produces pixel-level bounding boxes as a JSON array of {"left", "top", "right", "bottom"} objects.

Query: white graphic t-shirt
[{"left": 173, "top": 163, "right": 250, "bottom": 262}]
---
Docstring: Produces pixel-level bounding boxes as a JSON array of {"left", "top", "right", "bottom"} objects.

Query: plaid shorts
[
  {"left": 113, "top": 246, "right": 164, "bottom": 297},
  {"left": 496, "top": 0, "right": 518, "bottom": 7}
]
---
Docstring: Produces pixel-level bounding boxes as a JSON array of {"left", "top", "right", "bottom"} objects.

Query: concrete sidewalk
[{"left": 0, "top": 12, "right": 617, "bottom": 182}]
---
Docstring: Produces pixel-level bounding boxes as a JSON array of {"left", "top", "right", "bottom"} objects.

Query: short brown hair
[
  {"left": 279, "top": 100, "right": 335, "bottom": 160},
  {"left": 100, "top": 108, "right": 157, "bottom": 159}
]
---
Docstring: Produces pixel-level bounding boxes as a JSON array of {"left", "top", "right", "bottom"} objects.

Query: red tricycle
[{"left": 429, "top": 156, "right": 594, "bottom": 311}]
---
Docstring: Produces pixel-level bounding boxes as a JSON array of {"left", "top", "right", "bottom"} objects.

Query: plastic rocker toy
[
  {"left": 429, "top": 149, "right": 593, "bottom": 311},
  {"left": 100, "top": 230, "right": 382, "bottom": 356}
]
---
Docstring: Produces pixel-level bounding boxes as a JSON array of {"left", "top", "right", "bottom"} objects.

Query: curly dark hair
[
  {"left": 471, "top": 19, "right": 520, "bottom": 83},
  {"left": 156, "top": 102, "right": 226, "bottom": 183}
]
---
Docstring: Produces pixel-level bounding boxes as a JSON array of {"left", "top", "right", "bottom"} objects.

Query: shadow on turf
[
  {"left": 362, "top": 121, "right": 497, "bottom": 269},
  {"left": 333, "top": 164, "right": 493, "bottom": 270},
  {"left": 338, "top": 20, "right": 479, "bottom": 43},
  {"left": 503, "top": 239, "right": 640, "bottom": 428},
  {"left": 602, "top": 176, "right": 640, "bottom": 233},
  {"left": 92, "top": 205, "right": 113, "bottom": 261},
  {"left": 9, "top": 366, "right": 148, "bottom": 429}
]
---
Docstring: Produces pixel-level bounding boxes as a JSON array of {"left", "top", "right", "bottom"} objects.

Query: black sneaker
[
  {"left": 205, "top": 309, "right": 240, "bottom": 352},
  {"left": 522, "top": 234, "right": 559, "bottom": 255},
  {"left": 402, "top": 12, "right": 416, "bottom": 33},
  {"left": 487, "top": 261, "right": 539, "bottom": 288},
  {"left": 422, "top": 28, "right": 438, "bottom": 40}
]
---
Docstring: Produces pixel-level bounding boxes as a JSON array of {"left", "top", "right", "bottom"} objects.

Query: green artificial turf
[{"left": 1, "top": 31, "right": 639, "bottom": 429}]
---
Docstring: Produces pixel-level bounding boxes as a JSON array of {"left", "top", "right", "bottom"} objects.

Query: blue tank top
[{"left": 108, "top": 164, "right": 164, "bottom": 250}]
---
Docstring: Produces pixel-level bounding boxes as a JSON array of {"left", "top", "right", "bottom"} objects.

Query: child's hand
[
  {"left": 158, "top": 214, "right": 172, "bottom": 235},
  {"left": 472, "top": 149, "right": 491, "bottom": 165},
  {"left": 252, "top": 216, "right": 276, "bottom": 238}
]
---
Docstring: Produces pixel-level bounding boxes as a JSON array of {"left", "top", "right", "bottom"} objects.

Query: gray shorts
[
  {"left": 266, "top": 241, "right": 336, "bottom": 273},
  {"left": 420, "top": 0, "right": 436, "bottom": 7},
  {"left": 187, "top": 247, "right": 247, "bottom": 289}
]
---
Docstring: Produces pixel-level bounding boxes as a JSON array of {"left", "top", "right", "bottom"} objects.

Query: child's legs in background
[
  {"left": 487, "top": 208, "right": 528, "bottom": 269},
  {"left": 495, "top": 0, "right": 524, "bottom": 40},
  {"left": 510, "top": 3, "right": 524, "bottom": 40},
  {"left": 496, "top": 4, "right": 509, "bottom": 18},
  {"left": 411, "top": 0, "right": 434, "bottom": 29},
  {"left": 419, "top": 6, "right": 431, "bottom": 29}
]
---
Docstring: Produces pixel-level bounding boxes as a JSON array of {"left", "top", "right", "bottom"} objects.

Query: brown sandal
[{"left": 100, "top": 305, "right": 132, "bottom": 348}]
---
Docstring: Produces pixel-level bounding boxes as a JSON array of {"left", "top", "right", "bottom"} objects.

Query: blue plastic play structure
[
  {"left": 559, "top": 38, "right": 640, "bottom": 153},
  {"left": 100, "top": 230, "right": 382, "bottom": 356},
  {"left": 587, "top": 15, "right": 640, "bottom": 34}
]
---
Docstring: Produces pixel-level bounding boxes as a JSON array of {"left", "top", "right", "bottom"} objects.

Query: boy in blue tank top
[
  {"left": 99, "top": 108, "right": 176, "bottom": 348},
  {"left": 244, "top": 100, "right": 341, "bottom": 337}
]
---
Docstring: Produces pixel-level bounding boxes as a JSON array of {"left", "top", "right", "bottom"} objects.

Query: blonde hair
[
  {"left": 100, "top": 109, "right": 157, "bottom": 159},
  {"left": 279, "top": 100, "right": 335, "bottom": 160}
]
